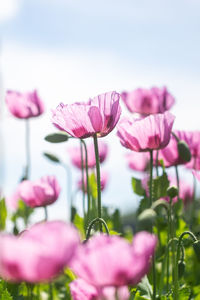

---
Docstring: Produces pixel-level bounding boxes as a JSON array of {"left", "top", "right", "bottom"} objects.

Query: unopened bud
[
  {"left": 178, "top": 140, "right": 191, "bottom": 162},
  {"left": 167, "top": 185, "right": 178, "bottom": 198}
]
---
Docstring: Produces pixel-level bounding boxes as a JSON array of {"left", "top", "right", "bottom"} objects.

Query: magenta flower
[
  {"left": 77, "top": 171, "right": 108, "bottom": 194},
  {"left": 117, "top": 112, "right": 175, "bottom": 152},
  {"left": 71, "top": 232, "right": 157, "bottom": 287},
  {"left": 184, "top": 131, "right": 200, "bottom": 170},
  {"left": 0, "top": 221, "right": 80, "bottom": 283},
  {"left": 6, "top": 90, "right": 45, "bottom": 119},
  {"left": 9, "top": 175, "right": 60, "bottom": 208},
  {"left": 68, "top": 141, "right": 108, "bottom": 169},
  {"left": 52, "top": 91, "right": 121, "bottom": 138},
  {"left": 126, "top": 152, "right": 149, "bottom": 172},
  {"left": 121, "top": 86, "right": 175, "bottom": 116},
  {"left": 70, "top": 278, "right": 129, "bottom": 300}
]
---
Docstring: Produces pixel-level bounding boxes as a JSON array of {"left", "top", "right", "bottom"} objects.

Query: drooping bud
[
  {"left": 178, "top": 140, "right": 191, "bottom": 162},
  {"left": 167, "top": 185, "right": 178, "bottom": 198},
  {"left": 178, "top": 260, "right": 185, "bottom": 278}
]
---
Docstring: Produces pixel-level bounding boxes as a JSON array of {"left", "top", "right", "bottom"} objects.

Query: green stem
[
  {"left": 190, "top": 173, "right": 196, "bottom": 230},
  {"left": 44, "top": 206, "right": 48, "bottom": 221},
  {"left": 156, "top": 150, "right": 159, "bottom": 177},
  {"left": 80, "top": 141, "right": 86, "bottom": 221},
  {"left": 149, "top": 150, "right": 156, "bottom": 299},
  {"left": 86, "top": 217, "right": 109, "bottom": 240},
  {"left": 49, "top": 283, "right": 53, "bottom": 300},
  {"left": 175, "top": 166, "right": 179, "bottom": 198},
  {"left": 169, "top": 198, "right": 178, "bottom": 300},
  {"left": 25, "top": 119, "right": 31, "bottom": 179},
  {"left": 93, "top": 134, "right": 102, "bottom": 232},
  {"left": 81, "top": 140, "right": 91, "bottom": 222}
]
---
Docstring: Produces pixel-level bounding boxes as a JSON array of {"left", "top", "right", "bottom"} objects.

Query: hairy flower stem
[
  {"left": 80, "top": 141, "right": 86, "bottom": 222},
  {"left": 25, "top": 119, "right": 31, "bottom": 179},
  {"left": 81, "top": 140, "right": 91, "bottom": 222},
  {"left": 149, "top": 150, "right": 156, "bottom": 299},
  {"left": 169, "top": 198, "right": 178, "bottom": 300},
  {"left": 49, "top": 283, "right": 53, "bottom": 300},
  {"left": 93, "top": 134, "right": 102, "bottom": 232},
  {"left": 156, "top": 150, "right": 159, "bottom": 177}
]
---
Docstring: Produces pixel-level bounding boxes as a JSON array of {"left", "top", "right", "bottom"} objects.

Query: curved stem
[
  {"left": 81, "top": 140, "right": 91, "bottom": 221},
  {"left": 86, "top": 217, "right": 109, "bottom": 240},
  {"left": 93, "top": 134, "right": 102, "bottom": 231},
  {"left": 25, "top": 119, "right": 31, "bottom": 179}
]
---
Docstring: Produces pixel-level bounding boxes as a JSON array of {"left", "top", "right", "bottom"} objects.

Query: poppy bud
[
  {"left": 167, "top": 185, "right": 178, "bottom": 198},
  {"left": 178, "top": 260, "right": 185, "bottom": 278},
  {"left": 138, "top": 208, "right": 156, "bottom": 229},
  {"left": 178, "top": 140, "right": 191, "bottom": 162}
]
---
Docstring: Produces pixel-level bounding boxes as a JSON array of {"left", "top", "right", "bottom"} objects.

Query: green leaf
[
  {"left": 43, "top": 152, "right": 61, "bottom": 163},
  {"left": 0, "top": 198, "right": 7, "bottom": 231},
  {"left": 44, "top": 132, "right": 69, "bottom": 143},
  {"left": 178, "top": 286, "right": 191, "bottom": 299},
  {"left": 152, "top": 172, "right": 169, "bottom": 200},
  {"left": 131, "top": 177, "right": 146, "bottom": 196}
]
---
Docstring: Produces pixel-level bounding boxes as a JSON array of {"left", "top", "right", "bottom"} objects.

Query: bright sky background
[{"left": 0, "top": 0, "right": 200, "bottom": 223}]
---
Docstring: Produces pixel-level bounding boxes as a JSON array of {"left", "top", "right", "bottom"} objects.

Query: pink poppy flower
[
  {"left": 68, "top": 141, "right": 108, "bottom": 169},
  {"left": 6, "top": 90, "right": 45, "bottom": 119},
  {"left": 0, "top": 221, "right": 80, "bottom": 283},
  {"left": 126, "top": 152, "right": 149, "bottom": 172},
  {"left": 121, "top": 86, "right": 175, "bottom": 116},
  {"left": 70, "top": 278, "right": 129, "bottom": 300},
  {"left": 71, "top": 232, "right": 157, "bottom": 287},
  {"left": 117, "top": 112, "right": 175, "bottom": 152},
  {"left": 52, "top": 91, "right": 121, "bottom": 138},
  {"left": 8, "top": 175, "right": 60, "bottom": 209},
  {"left": 77, "top": 171, "right": 108, "bottom": 194}
]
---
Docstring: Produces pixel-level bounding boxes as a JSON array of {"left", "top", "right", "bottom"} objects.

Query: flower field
[{"left": 1, "top": 87, "right": 200, "bottom": 300}]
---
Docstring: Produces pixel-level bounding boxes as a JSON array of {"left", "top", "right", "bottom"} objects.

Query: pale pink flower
[
  {"left": 68, "top": 141, "right": 108, "bottom": 169},
  {"left": 184, "top": 131, "right": 200, "bottom": 170},
  {"left": 70, "top": 278, "right": 129, "bottom": 300},
  {"left": 52, "top": 91, "right": 121, "bottom": 138},
  {"left": 6, "top": 90, "right": 44, "bottom": 119},
  {"left": 0, "top": 221, "right": 80, "bottom": 283},
  {"left": 7, "top": 175, "right": 60, "bottom": 209},
  {"left": 71, "top": 232, "right": 157, "bottom": 287},
  {"left": 126, "top": 152, "right": 149, "bottom": 171},
  {"left": 117, "top": 112, "right": 175, "bottom": 152},
  {"left": 122, "top": 86, "right": 175, "bottom": 116}
]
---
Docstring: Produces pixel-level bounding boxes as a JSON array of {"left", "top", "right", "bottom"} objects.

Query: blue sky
[{"left": 0, "top": 0, "right": 200, "bottom": 223}]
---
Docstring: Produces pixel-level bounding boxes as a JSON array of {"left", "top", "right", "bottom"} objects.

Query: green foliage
[
  {"left": 0, "top": 281, "right": 13, "bottom": 300},
  {"left": 11, "top": 200, "right": 34, "bottom": 227},
  {"left": 131, "top": 177, "right": 146, "bottom": 196},
  {"left": 152, "top": 172, "right": 169, "bottom": 200},
  {"left": 43, "top": 152, "right": 61, "bottom": 163},
  {"left": 0, "top": 198, "right": 7, "bottom": 230},
  {"left": 44, "top": 132, "right": 69, "bottom": 143},
  {"left": 73, "top": 213, "right": 85, "bottom": 239}
]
